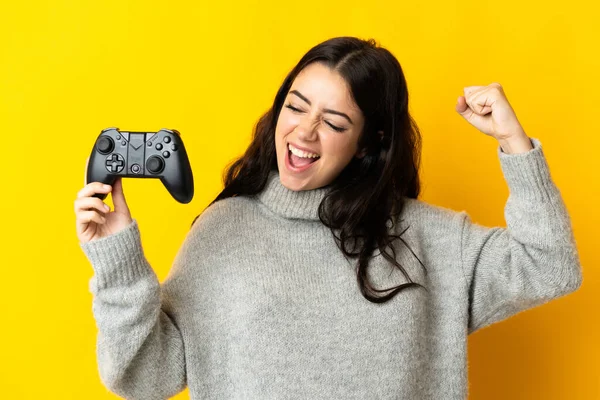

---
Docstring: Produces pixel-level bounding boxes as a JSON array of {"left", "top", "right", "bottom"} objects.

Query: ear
[{"left": 355, "top": 130, "right": 384, "bottom": 159}]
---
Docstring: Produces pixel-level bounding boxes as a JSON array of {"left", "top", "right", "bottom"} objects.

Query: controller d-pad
[{"left": 105, "top": 154, "right": 125, "bottom": 173}]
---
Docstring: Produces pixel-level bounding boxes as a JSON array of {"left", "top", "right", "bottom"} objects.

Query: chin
[{"left": 279, "top": 172, "right": 311, "bottom": 192}]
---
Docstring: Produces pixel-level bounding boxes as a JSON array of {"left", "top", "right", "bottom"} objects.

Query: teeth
[{"left": 288, "top": 143, "right": 320, "bottom": 159}]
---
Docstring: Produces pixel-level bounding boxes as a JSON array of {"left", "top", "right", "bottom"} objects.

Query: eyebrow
[{"left": 289, "top": 90, "right": 354, "bottom": 125}]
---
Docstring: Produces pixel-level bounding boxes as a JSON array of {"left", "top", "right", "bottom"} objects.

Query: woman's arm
[
  {"left": 460, "top": 138, "right": 582, "bottom": 334},
  {"left": 81, "top": 219, "right": 187, "bottom": 399}
]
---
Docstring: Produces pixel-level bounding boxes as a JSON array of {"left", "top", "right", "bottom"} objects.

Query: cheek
[
  {"left": 274, "top": 119, "right": 284, "bottom": 142},
  {"left": 276, "top": 114, "right": 296, "bottom": 136},
  {"left": 275, "top": 117, "right": 293, "bottom": 154},
  {"left": 321, "top": 136, "right": 357, "bottom": 161}
]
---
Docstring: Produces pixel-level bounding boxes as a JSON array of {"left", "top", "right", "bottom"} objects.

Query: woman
[{"left": 75, "top": 37, "right": 582, "bottom": 399}]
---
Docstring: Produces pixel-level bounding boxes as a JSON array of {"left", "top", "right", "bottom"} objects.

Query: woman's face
[{"left": 275, "top": 62, "right": 365, "bottom": 191}]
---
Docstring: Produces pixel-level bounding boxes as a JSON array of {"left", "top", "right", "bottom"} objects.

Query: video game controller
[{"left": 86, "top": 127, "right": 194, "bottom": 204}]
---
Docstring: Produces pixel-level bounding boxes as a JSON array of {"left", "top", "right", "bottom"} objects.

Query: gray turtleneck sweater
[{"left": 80, "top": 137, "right": 582, "bottom": 399}]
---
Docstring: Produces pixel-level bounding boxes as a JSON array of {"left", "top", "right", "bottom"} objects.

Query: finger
[
  {"left": 110, "top": 177, "right": 129, "bottom": 213},
  {"left": 469, "top": 91, "right": 495, "bottom": 115},
  {"left": 75, "top": 196, "right": 111, "bottom": 214},
  {"left": 456, "top": 97, "right": 488, "bottom": 127},
  {"left": 77, "top": 182, "right": 112, "bottom": 199},
  {"left": 84, "top": 157, "right": 90, "bottom": 186},
  {"left": 463, "top": 87, "right": 490, "bottom": 115},
  {"left": 463, "top": 86, "right": 486, "bottom": 97},
  {"left": 76, "top": 210, "right": 106, "bottom": 226}
]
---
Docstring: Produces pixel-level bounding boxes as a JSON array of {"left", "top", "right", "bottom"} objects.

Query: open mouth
[{"left": 288, "top": 144, "right": 320, "bottom": 169}]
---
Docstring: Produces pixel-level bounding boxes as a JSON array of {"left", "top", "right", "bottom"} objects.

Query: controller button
[
  {"left": 171, "top": 144, "right": 178, "bottom": 151},
  {"left": 163, "top": 151, "right": 170, "bottom": 158},
  {"left": 131, "top": 164, "right": 141, "bottom": 174},
  {"left": 146, "top": 156, "right": 165, "bottom": 174},
  {"left": 121, "top": 140, "right": 127, "bottom": 146},
  {"left": 116, "top": 134, "right": 121, "bottom": 140},
  {"left": 97, "top": 136, "right": 114, "bottom": 154},
  {"left": 163, "top": 136, "right": 171, "bottom": 143},
  {"left": 104, "top": 154, "right": 125, "bottom": 173},
  {"left": 156, "top": 143, "right": 163, "bottom": 150},
  {"left": 147, "top": 141, "right": 153, "bottom": 146}
]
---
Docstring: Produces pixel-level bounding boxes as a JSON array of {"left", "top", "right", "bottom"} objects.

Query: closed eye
[{"left": 284, "top": 104, "right": 346, "bottom": 132}]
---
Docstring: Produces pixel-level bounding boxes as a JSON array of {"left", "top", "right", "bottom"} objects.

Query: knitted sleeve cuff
[
  {"left": 80, "top": 219, "right": 156, "bottom": 290},
  {"left": 497, "top": 137, "right": 561, "bottom": 202}
]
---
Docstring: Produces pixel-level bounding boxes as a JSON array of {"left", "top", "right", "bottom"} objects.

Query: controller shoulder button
[{"left": 101, "top": 127, "right": 119, "bottom": 133}]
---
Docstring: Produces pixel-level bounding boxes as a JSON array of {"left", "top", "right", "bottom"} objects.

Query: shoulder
[
  {"left": 190, "top": 195, "right": 257, "bottom": 234},
  {"left": 402, "top": 197, "right": 465, "bottom": 220},
  {"left": 172, "top": 196, "right": 256, "bottom": 264},
  {"left": 399, "top": 197, "right": 467, "bottom": 234},
  {"left": 390, "top": 198, "right": 473, "bottom": 271},
  {"left": 162, "top": 196, "right": 257, "bottom": 291}
]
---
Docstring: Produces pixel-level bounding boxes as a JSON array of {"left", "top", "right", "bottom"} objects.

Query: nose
[{"left": 294, "top": 117, "right": 318, "bottom": 142}]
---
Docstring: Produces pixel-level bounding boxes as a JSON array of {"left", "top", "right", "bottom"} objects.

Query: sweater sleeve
[
  {"left": 460, "top": 137, "right": 583, "bottom": 335},
  {"left": 80, "top": 219, "right": 187, "bottom": 399}
]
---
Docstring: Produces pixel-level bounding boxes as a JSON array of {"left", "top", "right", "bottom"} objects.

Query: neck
[{"left": 255, "top": 170, "right": 331, "bottom": 221}]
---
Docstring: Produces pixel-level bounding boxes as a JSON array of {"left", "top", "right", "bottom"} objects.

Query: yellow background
[{"left": 1, "top": 0, "right": 598, "bottom": 398}]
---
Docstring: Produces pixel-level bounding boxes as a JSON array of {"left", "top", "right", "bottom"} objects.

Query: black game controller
[{"left": 87, "top": 127, "right": 194, "bottom": 203}]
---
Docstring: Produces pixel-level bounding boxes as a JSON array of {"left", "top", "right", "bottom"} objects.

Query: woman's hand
[
  {"left": 455, "top": 83, "right": 533, "bottom": 154},
  {"left": 75, "top": 177, "right": 133, "bottom": 244}
]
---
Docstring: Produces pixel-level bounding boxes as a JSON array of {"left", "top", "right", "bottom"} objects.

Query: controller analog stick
[
  {"left": 97, "top": 136, "right": 114, "bottom": 154},
  {"left": 146, "top": 155, "right": 165, "bottom": 174}
]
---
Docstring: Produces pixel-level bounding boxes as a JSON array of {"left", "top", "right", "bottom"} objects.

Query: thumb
[
  {"left": 456, "top": 96, "right": 481, "bottom": 120},
  {"left": 455, "top": 95, "right": 488, "bottom": 131},
  {"left": 455, "top": 96, "right": 469, "bottom": 114},
  {"left": 111, "top": 177, "right": 130, "bottom": 214}
]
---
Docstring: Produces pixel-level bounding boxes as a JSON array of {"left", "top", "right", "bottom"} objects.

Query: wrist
[{"left": 498, "top": 135, "right": 533, "bottom": 154}]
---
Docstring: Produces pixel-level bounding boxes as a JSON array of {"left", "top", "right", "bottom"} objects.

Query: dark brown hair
[{"left": 192, "top": 36, "right": 427, "bottom": 303}]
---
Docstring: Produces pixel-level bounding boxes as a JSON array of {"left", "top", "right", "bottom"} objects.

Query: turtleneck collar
[{"left": 255, "top": 170, "right": 332, "bottom": 221}]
